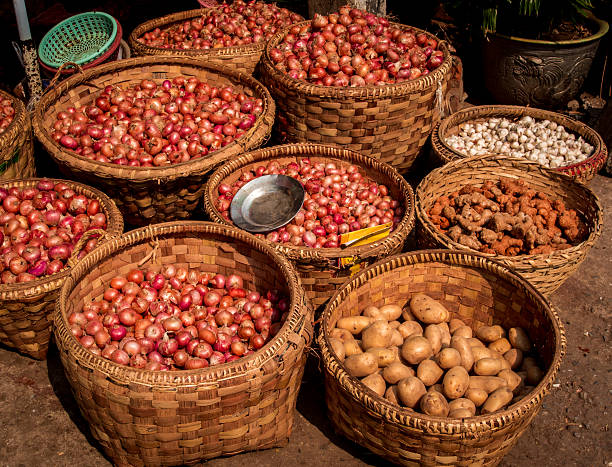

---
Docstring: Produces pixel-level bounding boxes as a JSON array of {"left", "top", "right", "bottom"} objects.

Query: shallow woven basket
[
  {"left": 0, "top": 178, "right": 123, "bottom": 359},
  {"left": 128, "top": 8, "right": 299, "bottom": 75},
  {"left": 54, "top": 221, "right": 313, "bottom": 466},
  {"left": 430, "top": 105, "right": 608, "bottom": 184},
  {"left": 318, "top": 249, "right": 566, "bottom": 466},
  {"left": 203, "top": 143, "right": 415, "bottom": 309},
  {"left": 32, "top": 56, "right": 275, "bottom": 226},
  {"left": 0, "top": 90, "right": 36, "bottom": 180},
  {"left": 416, "top": 154, "right": 603, "bottom": 296},
  {"left": 257, "top": 21, "right": 453, "bottom": 174}
]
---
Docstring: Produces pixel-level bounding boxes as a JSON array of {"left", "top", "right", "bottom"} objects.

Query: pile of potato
[{"left": 328, "top": 293, "right": 545, "bottom": 418}]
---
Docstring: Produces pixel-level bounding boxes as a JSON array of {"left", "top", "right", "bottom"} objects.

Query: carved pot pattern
[{"left": 482, "top": 19, "right": 608, "bottom": 109}]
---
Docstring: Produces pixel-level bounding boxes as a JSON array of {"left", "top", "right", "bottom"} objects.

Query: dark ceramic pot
[{"left": 482, "top": 17, "right": 608, "bottom": 109}]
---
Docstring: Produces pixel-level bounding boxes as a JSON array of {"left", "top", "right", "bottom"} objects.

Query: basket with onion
[
  {"left": 54, "top": 221, "right": 313, "bottom": 465},
  {"left": 33, "top": 55, "right": 275, "bottom": 226},
  {"left": 203, "top": 143, "right": 415, "bottom": 309},
  {"left": 129, "top": 1, "right": 304, "bottom": 75},
  {"left": 0, "top": 178, "right": 123, "bottom": 359},
  {"left": 257, "top": 6, "right": 453, "bottom": 174},
  {"left": 0, "top": 89, "right": 35, "bottom": 180}
]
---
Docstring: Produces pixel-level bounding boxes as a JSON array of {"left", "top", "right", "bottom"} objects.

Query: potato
[
  {"left": 397, "top": 376, "right": 427, "bottom": 408},
  {"left": 329, "top": 337, "right": 346, "bottom": 362},
  {"left": 498, "top": 369, "right": 522, "bottom": 391},
  {"left": 522, "top": 357, "right": 538, "bottom": 369},
  {"left": 489, "top": 338, "right": 511, "bottom": 355},
  {"left": 468, "top": 376, "right": 507, "bottom": 394},
  {"left": 449, "top": 408, "right": 474, "bottom": 418},
  {"left": 398, "top": 321, "right": 423, "bottom": 339},
  {"left": 410, "top": 294, "right": 450, "bottom": 324},
  {"left": 449, "top": 318, "right": 467, "bottom": 334},
  {"left": 417, "top": 359, "right": 444, "bottom": 386},
  {"left": 509, "top": 327, "right": 531, "bottom": 352},
  {"left": 367, "top": 347, "right": 399, "bottom": 367},
  {"left": 385, "top": 385, "right": 400, "bottom": 405},
  {"left": 437, "top": 322, "right": 451, "bottom": 348},
  {"left": 442, "top": 366, "right": 470, "bottom": 399},
  {"left": 401, "top": 305, "right": 415, "bottom": 322},
  {"left": 344, "top": 353, "right": 378, "bottom": 377},
  {"left": 503, "top": 348, "right": 523, "bottom": 370},
  {"left": 437, "top": 347, "right": 462, "bottom": 369},
  {"left": 420, "top": 390, "right": 449, "bottom": 417},
  {"left": 465, "top": 388, "right": 488, "bottom": 407},
  {"left": 475, "top": 325, "right": 504, "bottom": 343},
  {"left": 379, "top": 304, "right": 402, "bottom": 321},
  {"left": 448, "top": 397, "right": 476, "bottom": 416},
  {"left": 424, "top": 325, "right": 443, "bottom": 355},
  {"left": 473, "top": 358, "right": 502, "bottom": 376},
  {"left": 467, "top": 337, "right": 485, "bottom": 348},
  {"left": 362, "top": 321, "right": 393, "bottom": 349},
  {"left": 401, "top": 336, "right": 433, "bottom": 365},
  {"left": 330, "top": 328, "right": 354, "bottom": 342},
  {"left": 388, "top": 320, "right": 401, "bottom": 329},
  {"left": 481, "top": 387, "right": 513, "bottom": 414},
  {"left": 337, "top": 316, "right": 373, "bottom": 335},
  {"left": 361, "top": 373, "right": 386, "bottom": 396},
  {"left": 383, "top": 361, "right": 415, "bottom": 384},
  {"left": 526, "top": 365, "right": 544, "bottom": 386},
  {"left": 390, "top": 329, "right": 404, "bottom": 347},
  {"left": 498, "top": 357, "right": 511, "bottom": 371},
  {"left": 429, "top": 383, "right": 444, "bottom": 394},
  {"left": 451, "top": 336, "right": 474, "bottom": 372},
  {"left": 343, "top": 340, "right": 363, "bottom": 356},
  {"left": 471, "top": 346, "right": 494, "bottom": 362},
  {"left": 363, "top": 305, "right": 383, "bottom": 320},
  {"left": 453, "top": 326, "right": 473, "bottom": 339}
]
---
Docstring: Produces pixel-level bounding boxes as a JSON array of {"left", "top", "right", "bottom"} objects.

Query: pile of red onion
[
  {"left": 216, "top": 158, "right": 403, "bottom": 248},
  {"left": 52, "top": 77, "right": 263, "bottom": 166},
  {"left": 0, "top": 98, "right": 15, "bottom": 134},
  {"left": 138, "top": 0, "right": 303, "bottom": 49},
  {"left": 0, "top": 180, "right": 108, "bottom": 284},
  {"left": 67, "top": 267, "right": 288, "bottom": 370},
  {"left": 269, "top": 6, "right": 444, "bottom": 86}
]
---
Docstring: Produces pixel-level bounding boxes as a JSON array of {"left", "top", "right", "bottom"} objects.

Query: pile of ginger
[{"left": 428, "top": 177, "right": 587, "bottom": 256}]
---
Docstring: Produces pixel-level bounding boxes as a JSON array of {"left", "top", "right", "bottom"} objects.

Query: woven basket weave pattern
[
  {"left": 0, "top": 90, "right": 36, "bottom": 180},
  {"left": 0, "top": 178, "right": 123, "bottom": 359},
  {"left": 430, "top": 105, "right": 608, "bottom": 184},
  {"left": 416, "top": 154, "right": 603, "bottom": 296},
  {"left": 202, "top": 143, "right": 415, "bottom": 309},
  {"left": 54, "top": 222, "right": 313, "bottom": 466},
  {"left": 318, "top": 250, "right": 565, "bottom": 466},
  {"left": 33, "top": 56, "right": 275, "bottom": 226},
  {"left": 258, "top": 22, "right": 453, "bottom": 174}
]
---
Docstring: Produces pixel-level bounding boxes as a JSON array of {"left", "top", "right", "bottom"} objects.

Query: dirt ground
[{"left": 0, "top": 173, "right": 610, "bottom": 467}]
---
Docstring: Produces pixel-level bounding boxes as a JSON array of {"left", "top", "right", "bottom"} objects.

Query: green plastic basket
[{"left": 38, "top": 12, "right": 118, "bottom": 68}]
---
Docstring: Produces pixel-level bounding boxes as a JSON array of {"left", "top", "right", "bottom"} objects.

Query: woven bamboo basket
[
  {"left": 416, "top": 154, "right": 603, "bottom": 296},
  {"left": 257, "top": 21, "right": 453, "bottom": 174},
  {"left": 318, "top": 249, "right": 566, "bottom": 466},
  {"left": 0, "top": 178, "right": 123, "bottom": 359},
  {"left": 430, "top": 105, "right": 608, "bottom": 184},
  {"left": 203, "top": 143, "right": 415, "bottom": 310},
  {"left": 32, "top": 56, "right": 275, "bottom": 226},
  {"left": 129, "top": 8, "right": 303, "bottom": 75},
  {"left": 0, "top": 90, "right": 36, "bottom": 180},
  {"left": 54, "top": 221, "right": 313, "bottom": 466}
]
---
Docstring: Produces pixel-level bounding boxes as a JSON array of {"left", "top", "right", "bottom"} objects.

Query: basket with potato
[{"left": 318, "top": 249, "right": 565, "bottom": 466}]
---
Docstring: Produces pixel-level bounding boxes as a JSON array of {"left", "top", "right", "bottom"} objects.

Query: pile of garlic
[{"left": 444, "top": 116, "right": 594, "bottom": 168}]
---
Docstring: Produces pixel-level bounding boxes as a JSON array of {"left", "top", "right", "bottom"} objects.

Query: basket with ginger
[{"left": 428, "top": 177, "right": 588, "bottom": 256}]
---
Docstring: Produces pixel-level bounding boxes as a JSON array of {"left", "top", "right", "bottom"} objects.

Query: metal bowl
[{"left": 230, "top": 175, "right": 305, "bottom": 233}]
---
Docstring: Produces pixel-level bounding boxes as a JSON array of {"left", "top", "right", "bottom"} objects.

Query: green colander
[{"left": 38, "top": 12, "right": 118, "bottom": 68}]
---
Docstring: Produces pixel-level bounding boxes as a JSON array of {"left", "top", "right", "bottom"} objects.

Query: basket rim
[
  {"left": 415, "top": 153, "right": 604, "bottom": 261},
  {"left": 39, "top": 11, "right": 118, "bottom": 68},
  {"left": 0, "top": 177, "right": 124, "bottom": 300},
  {"left": 0, "top": 89, "right": 27, "bottom": 158},
  {"left": 431, "top": 104, "right": 608, "bottom": 173},
  {"left": 260, "top": 20, "right": 453, "bottom": 99},
  {"left": 54, "top": 221, "right": 312, "bottom": 386},
  {"left": 32, "top": 55, "right": 275, "bottom": 182},
  {"left": 318, "top": 248, "right": 566, "bottom": 435},
  {"left": 203, "top": 142, "right": 415, "bottom": 261}
]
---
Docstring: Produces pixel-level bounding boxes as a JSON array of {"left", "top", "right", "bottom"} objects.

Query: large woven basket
[
  {"left": 0, "top": 90, "right": 35, "bottom": 180},
  {"left": 203, "top": 143, "right": 415, "bottom": 310},
  {"left": 416, "top": 154, "right": 603, "bottom": 296},
  {"left": 32, "top": 56, "right": 275, "bottom": 226},
  {"left": 319, "top": 249, "right": 566, "bottom": 466},
  {"left": 430, "top": 105, "right": 608, "bottom": 184},
  {"left": 129, "top": 9, "right": 276, "bottom": 75},
  {"left": 54, "top": 221, "right": 313, "bottom": 466},
  {"left": 0, "top": 178, "right": 123, "bottom": 359},
  {"left": 257, "top": 21, "right": 453, "bottom": 174}
]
